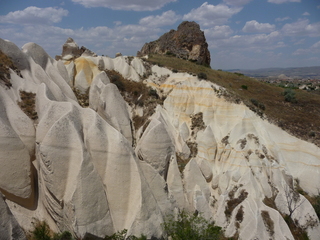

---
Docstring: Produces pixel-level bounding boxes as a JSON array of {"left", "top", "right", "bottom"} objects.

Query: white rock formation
[
  {"left": 0, "top": 37, "right": 320, "bottom": 240},
  {"left": 0, "top": 194, "right": 26, "bottom": 240}
]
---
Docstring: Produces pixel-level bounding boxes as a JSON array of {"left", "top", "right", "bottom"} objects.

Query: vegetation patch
[
  {"left": 0, "top": 50, "right": 20, "bottom": 88},
  {"left": 197, "top": 72, "right": 207, "bottom": 80},
  {"left": 27, "top": 220, "right": 73, "bottom": 240},
  {"left": 147, "top": 54, "right": 320, "bottom": 147},
  {"left": 104, "top": 229, "right": 146, "bottom": 240},
  {"left": 162, "top": 210, "right": 223, "bottom": 240},
  {"left": 190, "top": 112, "right": 206, "bottom": 135},
  {"left": 106, "top": 70, "right": 163, "bottom": 131},
  {"left": 18, "top": 91, "right": 38, "bottom": 120},
  {"left": 261, "top": 210, "right": 274, "bottom": 236},
  {"left": 283, "top": 88, "right": 297, "bottom": 103},
  {"left": 237, "top": 138, "right": 247, "bottom": 149},
  {"left": 235, "top": 205, "right": 244, "bottom": 229},
  {"left": 72, "top": 87, "right": 89, "bottom": 107},
  {"left": 221, "top": 135, "right": 229, "bottom": 146},
  {"left": 225, "top": 188, "right": 248, "bottom": 219},
  {"left": 186, "top": 141, "right": 198, "bottom": 158},
  {"left": 283, "top": 215, "right": 310, "bottom": 240}
]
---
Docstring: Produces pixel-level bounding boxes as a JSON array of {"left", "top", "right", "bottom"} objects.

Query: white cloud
[
  {"left": 292, "top": 48, "right": 309, "bottom": 55},
  {"left": 312, "top": 41, "right": 320, "bottom": 49},
  {"left": 183, "top": 2, "right": 242, "bottom": 27},
  {"left": 292, "top": 41, "right": 320, "bottom": 56},
  {"left": 275, "top": 16, "right": 291, "bottom": 22},
  {"left": 294, "top": 39, "right": 305, "bottom": 45},
  {"left": 223, "top": 0, "right": 252, "bottom": 6},
  {"left": 204, "top": 25, "right": 233, "bottom": 39},
  {"left": 71, "top": 0, "right": 176, "bottom": 11},
  {"left": 139, "top": 10, "right": 180, "bottom": 27},
  {"left": 210, "top": 31, "right": 282, "bottom": 50},
  {"left": 0, "top": 6, "right": 68, "bottom": 25},
  {"left": 242, "top": 20, "right": 275, "bottom": 33},
  {"left": 268, "top": 0, "right": 300, "bottom": 4},
  {"left": 282, "top": 19, "right": 320, "bottom": 37},
  {"left": 302, "top": 12, "right": 310, "bottom": 16}
]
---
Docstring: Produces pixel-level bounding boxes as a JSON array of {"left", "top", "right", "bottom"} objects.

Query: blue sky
[{"left": 0, "top": 0, "right": 320, "bottom": 69}]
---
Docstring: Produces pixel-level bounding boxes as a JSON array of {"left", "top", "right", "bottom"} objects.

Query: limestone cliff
[
  {"left": 0, "top": 37, "right": 320, "bottom": 240},
  {"left": 138, "top": 21, "right": 211, "bottom": 66}
]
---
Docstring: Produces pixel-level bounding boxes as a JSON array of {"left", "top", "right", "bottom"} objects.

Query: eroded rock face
[
  {"left": 138, "top": 21, "right": 211, "bottom": 66},
  {"left": 1, "top": 37, "right": 320, "bottom": 240},
  {"left": 0, "top": 194, "right": 26, "bottom": 240}
]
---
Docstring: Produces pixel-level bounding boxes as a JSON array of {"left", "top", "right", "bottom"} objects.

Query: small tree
[{"left": 284, "top": 185, "right": 305, "bottom": 220}]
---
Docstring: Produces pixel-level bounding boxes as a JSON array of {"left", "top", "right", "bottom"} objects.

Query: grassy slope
[{"left": 147, "top": 54, "right": 320, "bottom": 147}]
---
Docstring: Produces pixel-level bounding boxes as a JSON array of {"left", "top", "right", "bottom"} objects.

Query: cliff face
[
  {"left": 138, "top": 21, "right": 211, "bottom": 66},
  {"left": 0, "top": 38, "right": 320, "bottom": 240}
]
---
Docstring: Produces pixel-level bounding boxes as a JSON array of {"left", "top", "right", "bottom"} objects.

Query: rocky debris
[{"left": 138, "top": 21, "right": 211, "bottom": 66}]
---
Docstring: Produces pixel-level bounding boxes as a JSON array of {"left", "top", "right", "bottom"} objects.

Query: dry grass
[
  {"left": 147, "top": 54, "right": 320, "bottom": 147},
  {"left": 106, "top": 70, "right": 163, "bottom": 131},
  {"left": 261, "top": 210, "right": 274, "bottom": 236},
  {"left": 225, "top": 189, "right": 248, "bottom": 219},
  {"left": 72, "top": 87, "right": 89, "bottom": 107},
  {"left": 0, "top": 50, "right": 19, "bottom": 88},
  {"left": 18, "top": 91, "right": 38, "bottom": 120}
]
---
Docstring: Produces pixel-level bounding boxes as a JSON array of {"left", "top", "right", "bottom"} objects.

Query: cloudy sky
[{"left": 1, "top": 0, "right": 320, "bottom": 69}]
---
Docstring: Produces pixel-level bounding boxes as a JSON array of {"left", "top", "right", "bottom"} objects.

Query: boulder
[{"left": 138, "top": 21, "right": 211, "bottom": 66}]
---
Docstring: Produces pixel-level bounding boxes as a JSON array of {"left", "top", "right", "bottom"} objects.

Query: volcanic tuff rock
[
  {"left": 138, "top": 21, "right": 211, "bottom": 66},
  {"left": 1, "top": 37, "right": 320, "bottom": 240},
  {"left": 56, "top": 37, "right": 97, "bottom": 61}
]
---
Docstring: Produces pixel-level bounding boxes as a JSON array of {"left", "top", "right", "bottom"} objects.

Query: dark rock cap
[{"left": 137, "top": 21, "right": 211, "bottom": 66}]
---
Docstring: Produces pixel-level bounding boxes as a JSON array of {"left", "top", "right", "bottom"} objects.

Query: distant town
[{"left": 227, "top": 66, "right": 320, "bottom": 94}]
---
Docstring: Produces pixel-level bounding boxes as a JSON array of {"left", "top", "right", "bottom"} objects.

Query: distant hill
[{"left": 226, "top": 66, "right": 320, "bottom": 79}]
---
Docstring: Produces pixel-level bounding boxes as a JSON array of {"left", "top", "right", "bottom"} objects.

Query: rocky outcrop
[
  {"left": 138, "top": 21, "right": 211, "bottom": 66},
  {"left": 56, "top": 38, "right": 97, "bottom": 61}
]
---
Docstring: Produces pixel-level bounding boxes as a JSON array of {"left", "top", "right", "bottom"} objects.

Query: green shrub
[
  {"left": 313, "top": 194, "right": 320, "bottom": 220},
  {"left": 234, "top": 72, "right": 244, "bottom": 77},
  {"left": 250, "top": 99, "right": 265, "bottom": 111},
  {"left": 104, "top": 229, "right": 146, "bottom": 240},
  {"left": 197, "top": 72, "right": 207, "bottom": 80},
  {"left": 29, "top": 221, "right": 73, "bottom": 240},
  {"left": 241, "top": 85, "right": 248, "bottom": 90},
  {"left": 30, "top": 221, "right": 51, "bottom": 240},
  {"left": 283, "top": 89, "right": 297, "bottom": 103},
  {"left": 162, "top": 210, "right": 222, "bottom": 240}
]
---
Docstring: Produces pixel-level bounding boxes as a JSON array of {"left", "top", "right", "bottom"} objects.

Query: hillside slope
[{"left": 147, "top": 54, "right": 320, "bottom": 148}]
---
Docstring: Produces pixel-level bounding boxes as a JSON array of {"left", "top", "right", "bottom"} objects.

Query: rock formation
[
  {"left": 0, "top": 36, "right": 320, "bottom": 240},
  {"left": 56, "top": 38, "right": 97, "bottom": 61},
  {"left": 138, "top": 21, "right": 211, "bottom": 66}
]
